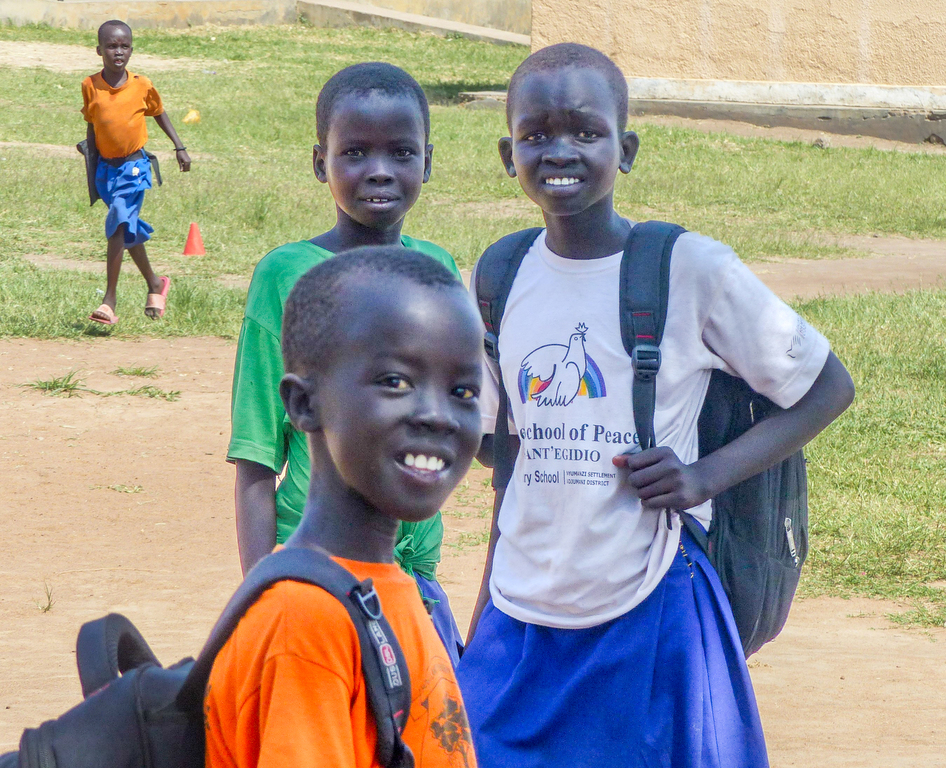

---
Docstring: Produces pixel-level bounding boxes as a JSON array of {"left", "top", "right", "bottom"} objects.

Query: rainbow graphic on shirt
[{"left": 518, "top": 353, "right": 607, "bottom": 404}]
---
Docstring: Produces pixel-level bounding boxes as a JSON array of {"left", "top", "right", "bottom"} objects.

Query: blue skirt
[
  {"left": 414, "top": 572, "right": 464, "bottom": 667},
  {"left": 95, "top": 152, "right": 153, "bottom": 248},
  {"left": 457, "top": 528, "right": 768, "bottom": 768}
]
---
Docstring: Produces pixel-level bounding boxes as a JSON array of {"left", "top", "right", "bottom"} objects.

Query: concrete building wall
[
  {"left": 532, "top": 0, "right": 946, "bottom": 88},
  {"left": 0, "top": 0, "right": 297, "bottom": 30}
]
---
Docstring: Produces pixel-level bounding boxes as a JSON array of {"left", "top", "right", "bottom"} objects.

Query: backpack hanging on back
[
  {"left": 0, "top": 547, "right": 415, "bottom": 768},
  {"left": 475, "top": 221, "right": 808, "bottom": 657}
]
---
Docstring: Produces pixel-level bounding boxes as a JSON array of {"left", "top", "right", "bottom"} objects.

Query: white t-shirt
[{"left": 477, "top": 227, "right": 830, "bottom": 629}]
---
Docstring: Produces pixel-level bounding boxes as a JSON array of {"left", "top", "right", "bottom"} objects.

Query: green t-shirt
[{"left": 227, "top": 237, "right": 462, "bottom": 580}]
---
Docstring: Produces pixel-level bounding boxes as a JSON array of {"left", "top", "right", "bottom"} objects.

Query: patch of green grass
[
  {"left": 797, "top": 288, "right": 946, "bottom": 626},
  {"left": 21, "top": 370, "right": 180, "bottom": 401},
  {"left": 111, "top": 365, "right": 159, "bottom": 378},
  {"left": 35, "top": 580, "right": 54, "bottom": 613},
  {"left": 119, "top": 385, "right": 181, "bottom": 402},
  {"left": 21, "top": 370, "right": 86, "bottom": 396},
  {"left": 107, "top": 484, "right": 144, "bottom": 494}
]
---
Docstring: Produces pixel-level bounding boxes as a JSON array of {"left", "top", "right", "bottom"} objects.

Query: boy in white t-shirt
[{"left": 456, "top": 43, "right": 855, "bottom": 768}]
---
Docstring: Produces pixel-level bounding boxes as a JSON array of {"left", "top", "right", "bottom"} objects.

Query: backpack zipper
[{"left": 784, "top": 517, "right": 800, "bottom": 568}]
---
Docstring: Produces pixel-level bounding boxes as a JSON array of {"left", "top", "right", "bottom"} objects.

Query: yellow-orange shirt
[
  {"left": 204, "top": 556, "right": 477, "bottom": 768},
  {"left": 81, "top": 71, "right": 164, "bottom": 159}
]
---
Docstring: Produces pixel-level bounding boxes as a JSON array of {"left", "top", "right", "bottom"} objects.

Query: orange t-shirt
[
  {"left": 204, "top": 557, "right": 477, "bottom": 768},
  {"left": 81, "top": 71, "right": 164, "bottom": 159}
]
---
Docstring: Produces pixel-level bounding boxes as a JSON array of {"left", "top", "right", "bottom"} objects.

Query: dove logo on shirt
[{"left": 518, "top": 323, "right": 607, "bottom": 406}]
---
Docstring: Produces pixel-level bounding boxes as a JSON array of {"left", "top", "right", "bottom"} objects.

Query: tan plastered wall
[
  {"left": 367, "top": 0, "right": 530, "bottom": 34},
  {"left": 532, "top": 0, "right": 946, "bottom": 87}
]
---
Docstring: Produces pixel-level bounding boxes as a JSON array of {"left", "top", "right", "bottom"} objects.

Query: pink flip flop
[
  {"left": 145, "top": 276, "right": 171, "bottom": 319},
  {"left": 89, "top": 303, "right": 119, "bottom": 325}
]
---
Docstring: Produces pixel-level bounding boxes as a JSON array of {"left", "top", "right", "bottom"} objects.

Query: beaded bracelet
[{"left": 174, "top": 146, "right": 187, "bottom": 152}]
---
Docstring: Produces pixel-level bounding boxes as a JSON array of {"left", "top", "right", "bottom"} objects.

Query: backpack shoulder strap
[
  {"left": 177, "top": 547, "right": 414, "bottom": 768},
  {"left": 474, "top": 228, "right": 542, "bottom": 490},
  {"left": 620, "top": 221, "right": 686, "bottom": 450},
  {"left": 475, "top": 228, "right": 543, "bottom": 360}
]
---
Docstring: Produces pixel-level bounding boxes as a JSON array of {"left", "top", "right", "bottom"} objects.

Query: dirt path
[
  {"left": 0, "top": 337, "right": 943, "bottom": 766},
  {"left": 0, "top": 41, "right": 200, "bottom": 73},
  {"left": 748, "top": 234, "right": 946, "bottom": 300}
]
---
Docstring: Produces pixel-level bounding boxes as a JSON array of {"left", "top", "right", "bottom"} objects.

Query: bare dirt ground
[
  {"left": 0, "top": 41, "right": 201, "bottom": 73},
  {"left": 0, "top": 336, "right": 944, "bottom": 767}
]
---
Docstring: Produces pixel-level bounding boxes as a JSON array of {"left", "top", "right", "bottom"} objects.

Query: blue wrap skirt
[
  {"left": 95, "top": 151, "right": 154, "bottom": 248},
  {"left": 456, "top": 528, "right": 768, "bottom": 768},
  {"left": 414, "top": 572, "right": 465, "bottom": 667}
]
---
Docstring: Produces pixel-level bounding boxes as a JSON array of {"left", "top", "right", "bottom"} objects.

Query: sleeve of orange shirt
[
  {"left": 144, "top": 82, "right": 164, "bottom": 117},
  {"left": 80, "top": 76, "right": 94, "bottom": 123}
]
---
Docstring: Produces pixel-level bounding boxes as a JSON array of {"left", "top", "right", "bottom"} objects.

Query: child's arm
[
  {"left": 613, "top": 352, "right": 854, "bottom": 511},
  {"left": 151, "top": 112, "right": 191, "bottom": 171},
  {"left": 234, "top": 459, "right": 278, "bottom": 575}
]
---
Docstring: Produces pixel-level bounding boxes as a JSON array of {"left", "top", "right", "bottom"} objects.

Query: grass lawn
[
  {"left": 1, "top": 22, "right": 945, "bottom": 624},
  {"left": 2, "top": 23, "right": 946, "bottom": 339}
]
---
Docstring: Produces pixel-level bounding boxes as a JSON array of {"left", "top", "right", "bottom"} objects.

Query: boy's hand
[
  {"left": 175, "top": 148, "right": 191, "bottom": 172},
  {"left": 612, "top": 447, "right": 707, "bottom": 511}
]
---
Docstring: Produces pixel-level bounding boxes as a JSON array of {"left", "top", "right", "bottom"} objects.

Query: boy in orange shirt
[
  {"left": 80, "top": 20, "right": 191, "bottom": 325},
  {"left": 204, "top": 246, "right": 481, "bottom": 768}
]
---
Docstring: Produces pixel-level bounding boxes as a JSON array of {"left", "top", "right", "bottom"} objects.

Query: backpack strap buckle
[
  {"left": 351, "top": 580, "right": 383, "bottom": 621},
  {"left": 483, "top": 331, "right": 500, "bottom": 363},
  {"left": 631, "top": 344, "right": 661, "bottom": 382}
]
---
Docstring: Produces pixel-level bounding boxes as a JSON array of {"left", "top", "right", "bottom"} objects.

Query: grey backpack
[{"left": 475, "top": 220, "right": 808, "bottom": 657}]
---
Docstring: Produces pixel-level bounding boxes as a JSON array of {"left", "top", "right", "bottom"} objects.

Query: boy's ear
[
  {"left": 619, "top": 131, "right": 640, "bottom": 174},
  {"left": 312, "top": 144, "right": 328, "bottom": 184},
  {"left": 423, "top": 144, "right": 433, "bottom": 184},
  {"left": 280, "top": 373, "right": 321, "bottom": 433},
  {"left": 498, "top": 137, "right": 516, "bottom": 178},
  {"left": 95, "top": 44, "right": 103, "bottom": 57}
]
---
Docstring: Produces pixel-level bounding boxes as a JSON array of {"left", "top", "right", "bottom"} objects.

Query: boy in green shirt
[{"left": 228, "top": 63, "right": 464, "bottom": 661}]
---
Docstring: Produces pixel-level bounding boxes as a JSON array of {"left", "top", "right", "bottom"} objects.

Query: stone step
[{"left": 297, "top": 0, "right": 529, "bottom": 45}]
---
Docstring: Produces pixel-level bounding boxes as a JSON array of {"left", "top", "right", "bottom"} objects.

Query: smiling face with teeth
[
  {"left": 499, "top": 66, "right": 640, "bottom": 254},
  {"left": 313, "top": 91, "right": 432, "bottom": 243},
  {"left": 288, "top": 273, "right": 483, "bottom": 539}
]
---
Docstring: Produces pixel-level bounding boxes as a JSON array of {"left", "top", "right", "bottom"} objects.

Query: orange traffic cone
[{"left": 183, "top": 222, "right": 205, "bottom": 256}]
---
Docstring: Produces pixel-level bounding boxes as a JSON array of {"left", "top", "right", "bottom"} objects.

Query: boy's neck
[
  {"left": 543, "top": 196, "right": 630, "bottom": 260},
  {"left": 100, "top": 68, "right": 128, "bottom": 88},
  {"left": 310, "top": 213, "right": 405, "bottom": 254},
  {"left": 287, "top": 487, "right": 400, "bottom": 565}
]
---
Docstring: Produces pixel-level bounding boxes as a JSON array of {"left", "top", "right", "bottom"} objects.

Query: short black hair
[
  {"left": 282, "top": 246, "right": 460, "bottom": 377},
  {"left": 316, "top": 62, "right": 430, "bottom": 146},
  {"left": 506, "top": 43, "right": 628, "bottom": 131},
  {"left": 98, "top": 20, "right": 132, "bottom": 45}
]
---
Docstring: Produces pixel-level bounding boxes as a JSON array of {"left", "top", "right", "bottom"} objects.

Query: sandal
[
  {"left": 89, "top": 304, "right": 118, "bottom": 325},
  {"left": 145, "top": 276, "right": 171, "bottom": 319}
]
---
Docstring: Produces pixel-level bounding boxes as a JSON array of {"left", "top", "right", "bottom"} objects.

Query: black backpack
[
  {"left": 475, "top": 221, "right": 808, "bottom": 657},
  {"left": 0, "top": 547, "right": 414, "bottom": 768}
]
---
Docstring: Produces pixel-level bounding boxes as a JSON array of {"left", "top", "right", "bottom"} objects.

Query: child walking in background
[
  {"left": 228, "top": 63, "right": 466, "bottom": 662},
  {"left": 80, "top": 20, "right": 191, "bottom": 325},
  {"left": 205, "top": 247, "right": 481, "bottom": 768},
  {"left": 457, "top": 43, "right": 855, "bottom": 767}
]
